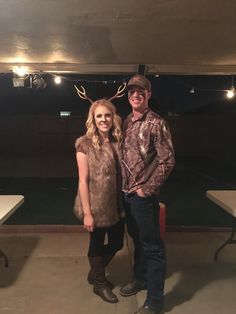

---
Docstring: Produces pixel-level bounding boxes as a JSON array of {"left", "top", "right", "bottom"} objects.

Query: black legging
[{"left": 88, "top": 220, "right": 124, "bottom": 257}]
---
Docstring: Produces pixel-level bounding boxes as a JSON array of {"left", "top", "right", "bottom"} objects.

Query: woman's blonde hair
[{"left": 85, "top": 99, "right": 122, "bottom": 149}]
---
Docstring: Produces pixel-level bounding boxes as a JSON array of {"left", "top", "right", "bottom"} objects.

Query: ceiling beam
[{"left": 2, "top": 63, "right": 236, "bottom": 75}]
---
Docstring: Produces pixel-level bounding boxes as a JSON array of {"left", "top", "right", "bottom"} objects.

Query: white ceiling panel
[{"left": 1, "top": 0, "right": 236, "bottom": 74}]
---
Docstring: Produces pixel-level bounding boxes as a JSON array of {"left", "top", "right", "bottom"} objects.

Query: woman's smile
[{"left": 94, "top": 105, "right": 113, "bottom": 135}]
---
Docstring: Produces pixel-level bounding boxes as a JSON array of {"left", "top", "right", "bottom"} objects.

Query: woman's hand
[{"left": 83, "top": 213, "right": 95, "bottom": 232}]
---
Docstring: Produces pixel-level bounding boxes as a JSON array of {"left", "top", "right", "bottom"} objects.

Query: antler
[
  {"left": 108, "top": 83, "right": 127, "bottom": 101},
  {"left": 74, "top": 85, "right": 93, "bottom": 104}
]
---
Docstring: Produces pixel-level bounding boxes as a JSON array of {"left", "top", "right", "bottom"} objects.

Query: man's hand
[{"left": 136, "top": 188, "right": 146, "bottom": 197}]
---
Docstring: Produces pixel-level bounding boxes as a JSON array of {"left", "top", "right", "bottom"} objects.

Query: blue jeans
[{"left": 124, "top": 193, "right": 166, "bottom": 308}]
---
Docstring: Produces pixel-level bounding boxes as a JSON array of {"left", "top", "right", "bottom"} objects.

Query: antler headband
[{"left": 74, "top": 82, "right": 127, "bottom": 104}]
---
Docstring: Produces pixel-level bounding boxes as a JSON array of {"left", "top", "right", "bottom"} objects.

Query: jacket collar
[{"left": 128, "top": 107, "right": 150, "bottom": 123}]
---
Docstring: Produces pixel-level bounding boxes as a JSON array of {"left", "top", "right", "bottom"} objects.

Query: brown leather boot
[
  {"left": 87, "top": 254, "right": 114, "bottom": 289},
  {"left": 87, "top": 270, "right": 114, "bottom": 289},
  {"left": 88, "top": 256, "right": 118, "bottom": 303}
]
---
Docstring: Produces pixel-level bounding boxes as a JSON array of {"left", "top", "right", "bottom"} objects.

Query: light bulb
[
  {"left": 13, "top": 66, "right": 27, "bottom": 77},
  {"left": 54, "top": 76, "right": 62, "bottom": 84},
  {"left": 189, "top": 87, "right": 195, "bottom": 94},
  {"left": 226, "top": 88, "right": 235, "bottom": 99}
]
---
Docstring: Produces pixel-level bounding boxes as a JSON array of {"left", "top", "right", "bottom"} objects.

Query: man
[{"left": 120, "top": 74, "right": 175, "bottom": 314}]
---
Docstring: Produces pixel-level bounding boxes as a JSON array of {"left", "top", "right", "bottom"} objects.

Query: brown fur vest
[{"left": 74, "top": 135, "right": 123, "bottom": 227}]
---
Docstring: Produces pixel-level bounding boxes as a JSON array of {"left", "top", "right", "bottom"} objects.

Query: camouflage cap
[{"left": 127, "top": 74, "right": 151, "bottom": 91}]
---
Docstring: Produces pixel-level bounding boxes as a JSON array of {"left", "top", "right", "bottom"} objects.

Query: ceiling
[{"left": 1, "top": 0, "right": 236, "bottom": 75}]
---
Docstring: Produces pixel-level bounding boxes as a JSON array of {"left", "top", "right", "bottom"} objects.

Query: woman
[{"left": 74, "top": 99, "right": 124, "bottom": 303}]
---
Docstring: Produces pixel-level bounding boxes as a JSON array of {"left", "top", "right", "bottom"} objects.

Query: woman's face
[{"left": 94, "top": 105, "right": 113, "bottom": 136}]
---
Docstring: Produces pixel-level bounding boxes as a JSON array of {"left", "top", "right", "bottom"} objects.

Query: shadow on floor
[
  {"left": 0, "top": 236, "right": 40, "bottom": 287},
  {"left": 164, "top": 263, "right": 236, "bottom": 312}
]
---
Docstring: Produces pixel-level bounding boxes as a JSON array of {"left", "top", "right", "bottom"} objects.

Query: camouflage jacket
[{"left": 122, "top": 108, "right": 175, "bottom": 195}]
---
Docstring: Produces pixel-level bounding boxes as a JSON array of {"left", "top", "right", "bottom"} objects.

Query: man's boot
[
  {"left": 87, "top": 254, "right": 114, "bottom": 288},
  {"left": 88, "top": 256, "right": 118, "bottom": 303}
]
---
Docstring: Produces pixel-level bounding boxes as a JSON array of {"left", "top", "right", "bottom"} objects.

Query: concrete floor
[{"left": 0, "top": 231, "right": 236, "bottom": 314}]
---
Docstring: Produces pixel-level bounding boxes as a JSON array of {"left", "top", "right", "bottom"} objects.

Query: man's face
[{"left": 128, "top": 87, "right": 151, "bottom": 112}]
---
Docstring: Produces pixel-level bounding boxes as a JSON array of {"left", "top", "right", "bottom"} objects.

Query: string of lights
[
  {"left": 162, "top": 75, "right": 236, "bottom": 100},
  {"left": 0, "top": 66, "right": 235, "bottom": 100}
]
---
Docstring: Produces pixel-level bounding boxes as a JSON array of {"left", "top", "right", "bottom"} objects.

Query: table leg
[
  {"left": 0, "top": 249, "right": 9, "bottom": 267},
  {"left": 214, "top": 223, "right": 236, "bottom": 261}
]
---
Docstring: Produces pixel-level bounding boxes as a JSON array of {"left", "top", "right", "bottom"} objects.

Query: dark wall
[
  {"left": 167, "top": 115, "right": 236, "bottom": 160},
  {"left": 0, "top": 115, "right": 85, "bottom": 155},
  {"left": 0, "top": 114, "right": 236, "bottom": 175}
]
